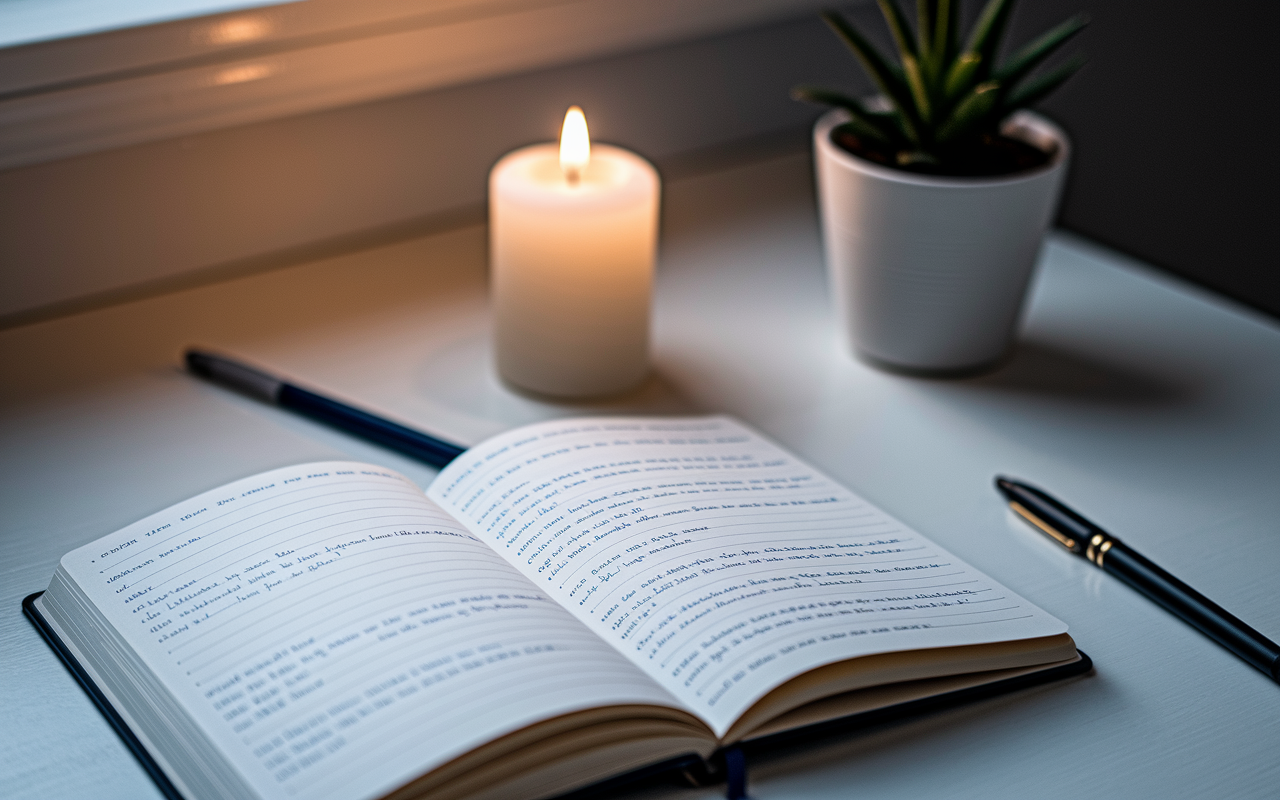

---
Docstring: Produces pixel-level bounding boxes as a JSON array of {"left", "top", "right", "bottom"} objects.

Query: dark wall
[
  {"left": 827, "top": 0, "right": 1280, "bottom": 318},
  {"left": 1017, "top": 0, "right": 1280, "bottom": 319}
]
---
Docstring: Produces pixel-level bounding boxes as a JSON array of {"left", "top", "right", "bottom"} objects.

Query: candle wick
[{"left": 565, "top": 167, "right": 580, "bottom": 186}]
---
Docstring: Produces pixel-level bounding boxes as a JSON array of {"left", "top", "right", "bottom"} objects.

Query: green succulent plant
[{"left": 794, "top": 0, "right": 1088, "bottom": 172}]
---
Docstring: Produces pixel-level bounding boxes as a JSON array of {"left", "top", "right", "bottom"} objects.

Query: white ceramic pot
[{"left": 813, "top": 108, "right": 1069, "bottom": 374}]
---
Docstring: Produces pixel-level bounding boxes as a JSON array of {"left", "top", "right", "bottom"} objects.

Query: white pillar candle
[{"left": 489, "top": 107, "right": 660, "bottom": 397}]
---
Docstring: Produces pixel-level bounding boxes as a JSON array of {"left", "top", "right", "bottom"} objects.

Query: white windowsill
[{"left": 0, "top": 0, "right": 831, "bottom": 171}]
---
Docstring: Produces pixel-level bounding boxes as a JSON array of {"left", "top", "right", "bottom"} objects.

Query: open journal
[{"left": 28, "top": 416, "right": 1086, "bottom": 800}]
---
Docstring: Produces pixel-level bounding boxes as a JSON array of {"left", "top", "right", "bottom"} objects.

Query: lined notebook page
[
  {"left": 56, "top": 462, "right": 682, "bottom": 800},
  {"left": 429, "top": 417, "right": 1068, "bottom": 736}
]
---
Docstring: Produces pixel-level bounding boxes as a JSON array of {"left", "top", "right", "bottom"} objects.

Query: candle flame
[{"left": 559, "top": 106, "right": 590, "bottom": 184}]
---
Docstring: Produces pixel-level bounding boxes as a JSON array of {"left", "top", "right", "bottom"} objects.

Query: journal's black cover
[
  {"left": 25, "top": 591, "right": 1093, "bottom": 800},
  {"left": 24, "top": 591, "right": 185, "bottom": 800}
]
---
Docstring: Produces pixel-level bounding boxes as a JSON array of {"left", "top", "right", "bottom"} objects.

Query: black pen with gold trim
[{"left": 995, "top": 477, "right": 1280, "bottom": 684}]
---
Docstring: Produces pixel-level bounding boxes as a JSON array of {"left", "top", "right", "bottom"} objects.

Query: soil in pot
[{"left": 831, "top": 123, "right": 1053, "bottom": 178}]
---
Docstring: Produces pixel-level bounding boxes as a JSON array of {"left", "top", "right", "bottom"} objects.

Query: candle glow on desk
[{"left": 490, "top": 107, "right": 660, "bottom": 397}]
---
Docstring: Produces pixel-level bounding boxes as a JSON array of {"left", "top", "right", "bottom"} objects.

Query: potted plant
[{"left": 795, "top": 0, "right": 1087, "bottom": 374}]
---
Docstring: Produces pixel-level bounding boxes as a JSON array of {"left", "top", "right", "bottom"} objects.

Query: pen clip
[{"left": 1009, "top": 501, "right": 1083, "bottom": 553}]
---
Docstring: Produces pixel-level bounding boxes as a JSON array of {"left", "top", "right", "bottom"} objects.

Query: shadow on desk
[
  {"left": 413, "top": 333, "right": 706, "bottom": 425},
  {"left": 957, "top": 340, "right": 1193, "bottom": 408}
]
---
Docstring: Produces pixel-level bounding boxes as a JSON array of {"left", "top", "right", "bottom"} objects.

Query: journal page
[
  {"left": 428, "top": 417, "right": 1068, "bottom": 736},
  {"left": 53, "top": 462, "right": 684, "bottom": 800}
]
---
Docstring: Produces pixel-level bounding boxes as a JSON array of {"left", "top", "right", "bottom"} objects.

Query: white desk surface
[{"left": 2, "top": 153, "right": 1277, "bottom": 800}]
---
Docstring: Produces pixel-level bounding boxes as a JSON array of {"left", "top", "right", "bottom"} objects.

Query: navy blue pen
[
  {"left": 997, "top": 476, "right": 1280, "bottom": 684},
  {"left": 185, "top": 349, "right": 466, "bottom": 468}
]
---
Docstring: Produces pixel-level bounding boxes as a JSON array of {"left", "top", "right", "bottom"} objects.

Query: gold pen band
[
  {"left": 1009, "top": 501, "right": 1082, "bottom": 553},
  {"left": 1087, "top": 533, "right": 1116, "bottom": 567},
  {"left": 1008, "top": 500, "right": 1119, "bottom": 566}
]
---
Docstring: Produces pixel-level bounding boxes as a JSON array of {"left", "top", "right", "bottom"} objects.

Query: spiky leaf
[
  {"left": 996, "top": 14, "right": 1089, "bottom": 89},
  {"left": 875, "top": 1, "right": 932, "bottom": 122},
  {"left": 917, "top": 0, "right": 938, "bottom": 58},
  {"left": 1002, "top": 55, "right": 1086, "bottom": 111},
  {"left": 963, "top": 0, "right": 1015, "bottom": 80},
  {"left": 791, "top": 86, "right": 903, "bottom": 143},
  {"left": 929, "top": 0, "right": 959, "bottom": 82},
  {"left": 936, "top": 80, "right": 1002, "bottom": 143},
  {"left": 902, "top": 54, "right": 933, "bottom": 124},
  {"left": 943, "top": 52, "right": 983, "bottom": 102},
  {"left": 897, "top": 149, "right": 940, "bottom": 166},
  {"left": 877, "top": 0, "right": 919, "bottom": 59},
  {"left": 820, "top": 10, "right": 922, "bottom": 143},
  {"left": 917, "top": 0, "right": 950, "bottom": 87}
]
